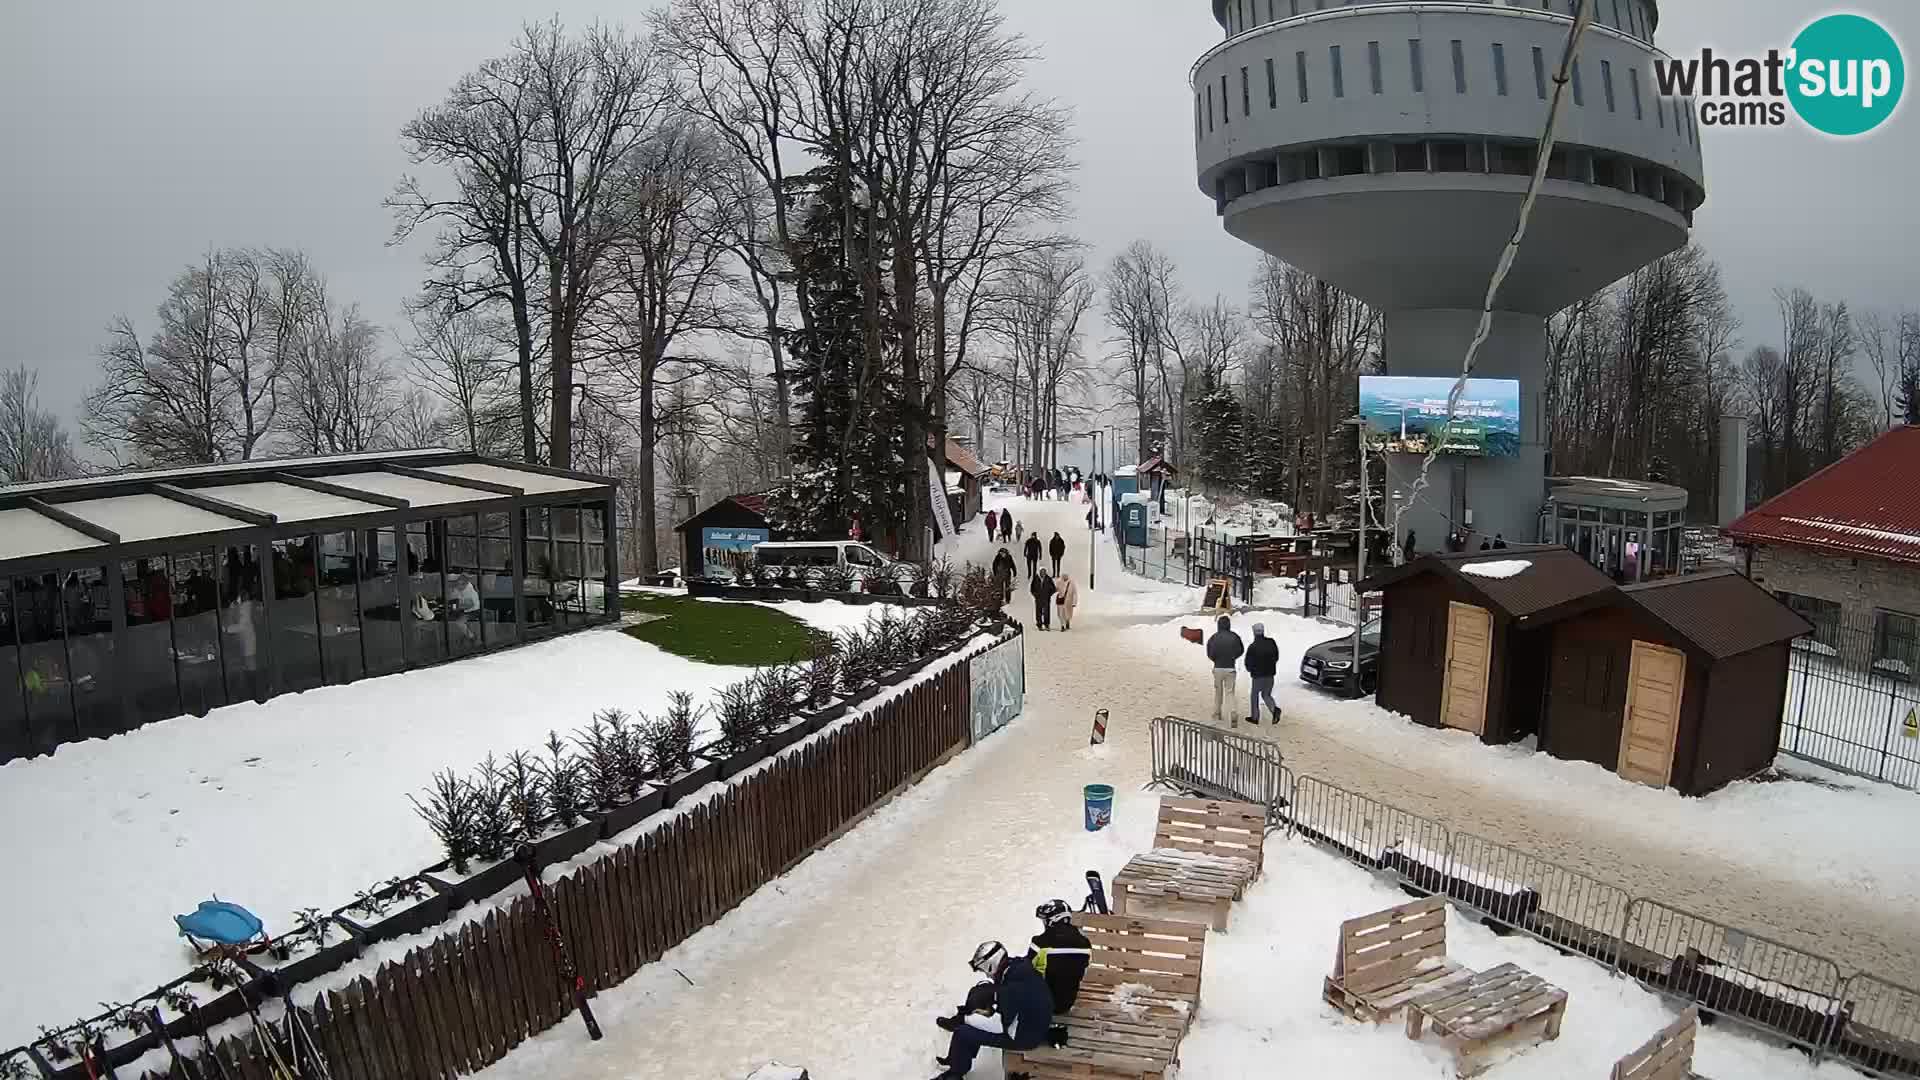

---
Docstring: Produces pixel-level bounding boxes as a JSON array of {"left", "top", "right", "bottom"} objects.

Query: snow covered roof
[
  {"left": 61, "top": 493, "right": 250, "bottom": 543},
  {"left": 424, "top": 461, "right": 605, "bottom": 494},
  {"left": 0, "top": 448, "right": 453, "bottom": 498},
  {"left": 322, "top": 471, "right": 500, "bottom": 508},
  {"left": 1360, "top": 545, "right": 1617, "bottom": 624},
  {"left": 0, "top": 507, "right": 105, "bottom": 561},
  {"left": 1725, "top": 425, "right": 1920, "bottom": 565},
  {"left": 195, "top": 481, "right": 389, "bottom": 523}
]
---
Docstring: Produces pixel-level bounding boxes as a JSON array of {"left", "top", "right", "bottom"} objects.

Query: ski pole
[
  {"left": 516, "top": 843, "right": 603, "bottom": 1040},
  {"left": 147, "top": 1008, "right": 198, "bottom": 1080}
]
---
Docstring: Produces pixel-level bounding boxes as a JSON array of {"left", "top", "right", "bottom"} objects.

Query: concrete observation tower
[{"left": 1192, "top": 0, "right": 1704, "bottom": 545}]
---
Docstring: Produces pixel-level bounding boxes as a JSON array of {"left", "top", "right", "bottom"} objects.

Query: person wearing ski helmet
[
  {"left": 931, "top": 940, "right": 1052, "bottom": 1078},
  {"left": 1027, "top": 899, "right": 1092, "bottom": 1014}
]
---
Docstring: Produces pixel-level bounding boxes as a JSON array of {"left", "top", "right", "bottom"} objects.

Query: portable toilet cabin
[
  {"left": 1120, "top": 493, "right": 1150, "bottom": 547},
  {"left": 1110, "top": 466, "right": 1140, "bottom": 526}
]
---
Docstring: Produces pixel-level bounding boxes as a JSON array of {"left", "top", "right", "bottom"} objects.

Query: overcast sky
[{"left": 3, "top": 0, "right": 1915, "bottom": 434}]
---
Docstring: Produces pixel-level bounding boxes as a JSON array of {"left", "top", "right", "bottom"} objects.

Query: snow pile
[
  {"left": 1107, "top": 981, "right": 1156, "bottom": 1017},
  {"left": 1461, "top": 559, "right": 1532, "bottom": 579}
]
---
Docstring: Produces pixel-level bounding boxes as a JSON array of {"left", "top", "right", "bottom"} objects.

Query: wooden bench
[
  {"left": 1612, "top": 1007, "right": 1703, "bottom": 1080},
  {"left": 1405, "top": 961, "right": 1569, "bottom": 1078},
  {"left": 1322, "top": 894, "right": 1476, "bottom": 1023},
  {"left": 1003, "top": 914, "right": 1208, "bottom": 1080},
  {"left": 1113, "top": 797, "right": 1265, "bottom": 928}
]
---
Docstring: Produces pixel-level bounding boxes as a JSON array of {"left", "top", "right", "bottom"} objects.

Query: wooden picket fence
[{"left": 149, "top": 657, "right": 976, "bottom": 1079}]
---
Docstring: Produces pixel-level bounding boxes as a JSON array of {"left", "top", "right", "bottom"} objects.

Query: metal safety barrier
[
  {"left": 1834, "top": 974, "right": 1920, "bottom": 1078},
  {"left": 1147, "top": 715, "right": 1286, "bottom": 818},
  {"left": 1619, "top": 898, "right": 1847, "bottom": 1054},
  {"left": 1143, "top": 716, "right": 1920, "bottom": 1071}
]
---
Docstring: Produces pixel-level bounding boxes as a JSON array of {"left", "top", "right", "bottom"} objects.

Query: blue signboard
[
  {"left": 701, "top": 527, "right": 769, "bottom": 579},
  {"left": 1359, "top": 376, "right": 1522, "bottom": 458}
]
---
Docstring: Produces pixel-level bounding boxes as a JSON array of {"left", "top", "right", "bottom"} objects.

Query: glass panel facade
[
  {"left": 221, "top": 544, "right": 266, "bottom": 702},
  {"left": 554, "top": 508, "right": 584, "bottom": 629},
  {"left": 65, "top": 567, "right": 117, "bottom": 739},
  {"left": 480, "top": 512, "right": 518, "bottom": 646},
  {"left": 446, "top": 515, "right": 483, "bottom": 657},
  {"left": 317, "top": 531, "right": 364, "bottom": 685},
  {"left": 360, "top": 527, "right": 405, "bottom": 675},
  {"left": 170, "top": 548, "right": 226, "bottom": 717},
  {"left": 272, "top": 537, "right": 323, "bottom": 693},
  {"left": 406, "top": 519, "right": 448, "bottom": 664},
  {"left": 1, "top": 580, "right": 27, "bottom": 761},
  {"left": 123, "top": 557, "right": 180, "bottom": 727},
  {"left": 583, "top": 505, "right": 608, "bottom": 617},
  {"left": 14, "top": 573, "right": 74, "bottom": 752},
  {"left": 521, "top": 507, "right": 557, "bottom": 636}
]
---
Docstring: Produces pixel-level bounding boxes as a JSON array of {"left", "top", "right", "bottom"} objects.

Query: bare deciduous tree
[
  {"left": 404, "top": 306, "right": 511, "bottom": 452},
  {"left": 0, "top": 366, "right": 79, "bottom": 483}
]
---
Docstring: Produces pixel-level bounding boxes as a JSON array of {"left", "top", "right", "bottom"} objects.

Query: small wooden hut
[
  {"left": 1543, "top": 570, "right": 1810, "bottom": 795},
  {"left": 1360, "top": 546, "right": 1617, "bottom": 744},
  {"left": 673, "top": 493, "right": 775, "bottom": 580}
]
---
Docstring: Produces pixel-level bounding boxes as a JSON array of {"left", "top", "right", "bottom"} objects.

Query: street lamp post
[
  {"left": 1344, "top": 415, "right": 1368, "bottom": 696},
  {"left": 1083, "top": 429, "right": 1104, "bottom": 589}
]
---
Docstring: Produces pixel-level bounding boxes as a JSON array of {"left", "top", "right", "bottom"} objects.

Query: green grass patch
[{"left": 620, "top": 592, "right": 827, "bottom": 667}]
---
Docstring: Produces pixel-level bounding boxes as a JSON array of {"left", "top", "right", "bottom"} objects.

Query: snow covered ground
[
  {"left": 469, "top": 680, "right": 1845, "bottom": 1080},
  {"left": 0, "top": 611, "right": 896, "bottom": 1050}
]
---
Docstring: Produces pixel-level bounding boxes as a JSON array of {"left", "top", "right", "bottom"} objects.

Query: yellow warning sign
[{"left": 1905, "top": 707, "right": 1919, "bottom": 739}]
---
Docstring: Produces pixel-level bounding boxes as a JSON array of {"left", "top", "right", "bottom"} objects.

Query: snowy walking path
[{"left": 471, "top": 492, "right": 1855, "bottom": 1079}]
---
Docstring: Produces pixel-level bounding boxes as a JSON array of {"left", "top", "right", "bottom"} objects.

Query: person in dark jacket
[
  {"left": 1029, "top": 569, "right": 1056, "bottom": 630},
  {"left": 1205, "top": 615, "right": 1245, "bottom": 726},
  {"left": 1493, "top": 533, "right": 1508, "bottom": 549},
  {"left": 1023, "top": 533, "right": 1042, "bottom": 579},
  {"left": 999, "top": 511, "right": 1014, "bottom": 544},
  {"left": 1047, "top": 531, "right": 1066, "bottom": 575},
  {"left": 933, "top": 941, "right": 1053, "bottom": 1078},
  {"left": 1243, "top": 622, "right": 1281, "bottom": 725},
  {"left": 991, "top": 548, "right": 1017, "bottom": 605},
  {"left": 1028, "top": 899, "right": 1091, "bottom": 1014},
  {"left": 1401, "top": 530, "right": 1417, "bottom": 562}
]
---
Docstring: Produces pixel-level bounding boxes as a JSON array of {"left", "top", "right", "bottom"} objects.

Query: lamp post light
[
  {"left": 1081, "top": 429, "right": 1105, "bottom": 589},
  {"left": 1343, "top": 415, "right": 1369, "bottom": 695}
]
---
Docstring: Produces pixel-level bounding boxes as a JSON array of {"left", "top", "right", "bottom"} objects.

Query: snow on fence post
[{"left": 1618, "top": 897, "right": 1850, "bottom": 1056}]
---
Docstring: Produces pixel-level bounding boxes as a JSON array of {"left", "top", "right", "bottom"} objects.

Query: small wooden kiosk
[
  {"left": 1360, "top": 547, "right": 1617, "bottom": 745},
  {"left": 1542, "top": 570, "right": 1810, "bottom": 795}
]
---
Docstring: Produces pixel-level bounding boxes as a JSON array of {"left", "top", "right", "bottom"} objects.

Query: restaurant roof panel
[
  {"left": 324, "top": 471, "right": 501, "bottom": 508},
  {"left": 196, "top": 481, "right": 392, "bottom": 523},
  {"left": 0, "top": 507, "right": 107, "bottom": 562},
  {"left": 60, "top": 494, "right": 250, "bottom": 543},
  {"left": 423, "top": 462, "right": 600, "bottom": 495}
]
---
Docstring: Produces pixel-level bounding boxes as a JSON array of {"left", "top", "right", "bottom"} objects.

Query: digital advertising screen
[{"left": 1358, "top": 376, "right": 1522, "bottom": 458}]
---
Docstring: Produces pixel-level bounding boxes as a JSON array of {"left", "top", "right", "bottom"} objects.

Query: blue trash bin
[{"left": 1083, "top": 784, "right": 1114, "bottom": 832}]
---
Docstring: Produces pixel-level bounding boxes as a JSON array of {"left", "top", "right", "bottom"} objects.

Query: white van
[{"left": 750, "top": 540, "right": 895, "bottom": 575}]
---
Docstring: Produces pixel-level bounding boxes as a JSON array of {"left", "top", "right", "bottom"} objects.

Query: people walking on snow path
[
  {"left": 1047, "top": 531, "right": 1065, "bottom": 576},
  {"left": 985, "top": 509, "right": 998, "bottom": 539},
  {"left": 999, "top": 511, "right": 1014, "bottom": 544},
  {"left": 1029, "top": 569, "right": 1056, "bottom": 629},
  {"left": 1023, "top": 533, "right": 1042, "bottom": 579},
  {"left": 931, "top": 941, "right": 1052, "bottom": 1079},
  {"left": 992, "top": 548, "right": 1017, "bottom": 605},
  {"left": 1053, "top": 572, "right": 1078, "bottom": 631},
  {"left": 1206, "top": 615, "right": 1245, "bottom": 726},
  {"left": 1244, "top": 622, "right": 1281, "bottom": 725}
]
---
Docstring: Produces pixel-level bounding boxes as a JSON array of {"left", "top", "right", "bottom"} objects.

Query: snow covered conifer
[
  {"left": 468, "top": 754, "right": 516, "bottom": 863},
  {"left": 540, "top": 731, "right": 586, "bottom": 829},
  {"left": 410, "top": 768, "right": 479, "bottom": 873}
]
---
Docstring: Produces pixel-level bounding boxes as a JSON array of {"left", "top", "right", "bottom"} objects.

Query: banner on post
[{"left": 928, "top": 459, "right": 958, "bottom": 541}]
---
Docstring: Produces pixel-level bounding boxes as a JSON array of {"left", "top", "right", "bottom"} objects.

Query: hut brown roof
[
  {"left": 1359, "top": 545, "right": 1617, "bottom": 626},
  {"left": 1621, "top": 570, "right": 1812, "bottom": 659}
]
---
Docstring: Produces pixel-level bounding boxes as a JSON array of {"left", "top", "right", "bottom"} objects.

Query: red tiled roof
[
  {"left": 729, "top": 492, "right": 770, "bottom": 516},
  {"left": 1724, "top": 426, "right": 1920, "bottom": 565}
]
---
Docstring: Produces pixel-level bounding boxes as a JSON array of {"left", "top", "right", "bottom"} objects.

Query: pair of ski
[{"left": 144, "top": 980, "right": 331, "bottom": 1079}]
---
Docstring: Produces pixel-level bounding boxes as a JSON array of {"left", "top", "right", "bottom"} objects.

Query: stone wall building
[{"left": 1725, "top": 426, "right": 1920, "bottom": 677}]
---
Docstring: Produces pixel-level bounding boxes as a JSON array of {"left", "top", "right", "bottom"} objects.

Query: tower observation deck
[{"left": 1193, "top": 0, "right": 1704, "bottom": 547}]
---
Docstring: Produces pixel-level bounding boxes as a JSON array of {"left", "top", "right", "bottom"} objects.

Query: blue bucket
[{"left": 1083, "top": 784, "right": 1114, "bottom": 832}]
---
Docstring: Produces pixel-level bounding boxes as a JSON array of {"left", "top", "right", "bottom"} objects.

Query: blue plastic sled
[{"left": 175, "top": 899, "right": 266, "bottom": 951}]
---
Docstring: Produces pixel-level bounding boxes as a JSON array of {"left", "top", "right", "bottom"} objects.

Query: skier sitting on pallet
[
  {"left": 931, "top": 941, "right": 1053, "bottom": 1079},
  {"left": 1029, "top": 899, "right": 1091, "bottom": 1046}
]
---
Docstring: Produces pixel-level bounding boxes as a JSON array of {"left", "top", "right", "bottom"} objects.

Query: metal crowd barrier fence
[
  {"left": 1147, "top": 715, "right": 1286, "bottom": 818},
  {"left": 1143, "top": 722, "right": 1920, "bottom": 1075}
]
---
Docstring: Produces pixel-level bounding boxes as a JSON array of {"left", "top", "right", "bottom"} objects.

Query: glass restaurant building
[{"left": 0, "top": 451, "right": 619, "bottom": 763}]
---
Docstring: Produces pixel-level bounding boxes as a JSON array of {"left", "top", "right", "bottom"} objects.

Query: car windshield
[{"left": 1361, "top": 617, "right": 1382, "bottom": 645}]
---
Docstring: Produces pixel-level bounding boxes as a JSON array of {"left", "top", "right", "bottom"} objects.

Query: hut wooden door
[
  {"left": 1440, "top": 601, "right": 1493, "bottom": 735},
  {"left": 1618, "top": 641, "right": 1686, "bottom": 788}
]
